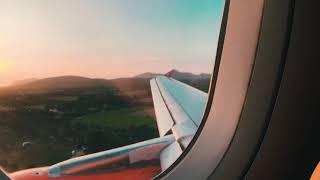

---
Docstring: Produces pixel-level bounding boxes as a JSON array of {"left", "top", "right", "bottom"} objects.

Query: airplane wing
[{"left": 150, "top": 76, "right": 208, "bottom": 170}]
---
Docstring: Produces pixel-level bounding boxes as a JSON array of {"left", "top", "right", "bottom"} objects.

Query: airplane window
[{"left": 0, "top": 0, "right": 225, "bottom": 179}]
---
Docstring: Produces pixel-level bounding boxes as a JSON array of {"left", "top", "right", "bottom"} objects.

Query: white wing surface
[
  {"left": 151, "top": 76, "right": 207, "bottom": 147},
  {"left": 150, "top": 76, "right": 208, "bottom": 170}
]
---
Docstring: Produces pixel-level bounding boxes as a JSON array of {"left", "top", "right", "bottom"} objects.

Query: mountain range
[{"left": 1, "top": 70, "right": 211, "bottom": 93}]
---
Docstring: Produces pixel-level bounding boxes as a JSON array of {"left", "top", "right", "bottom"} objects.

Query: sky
[{"left": 0, "top": 0, "right": 225, "bottom": 86}]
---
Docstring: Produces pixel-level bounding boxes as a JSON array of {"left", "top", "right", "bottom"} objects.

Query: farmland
[
  {"left": 0, "top": 72, "right": 210, "bottom": 172},
  {"left": 0, "top": 77, "right": 158, "bottom": 172}
]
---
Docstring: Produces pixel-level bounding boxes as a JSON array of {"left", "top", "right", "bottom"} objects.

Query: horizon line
[{"left": 0, "top": 70, "right": 212, "bottom": 88}]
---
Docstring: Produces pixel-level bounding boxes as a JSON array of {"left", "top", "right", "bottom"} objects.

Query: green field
[
  {"left": 77, "top": 108, "right": 157, "bottom": 129},
  {"left": 0, "top": 84, "right": 159, "bottom": 172},
  {"left": 0, "top": 74, "right": 209, "bottom": 172}
]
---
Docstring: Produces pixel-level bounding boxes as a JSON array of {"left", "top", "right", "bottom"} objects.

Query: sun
[{"left": 0, "top": 60, "right": 12, "bottom": 73}]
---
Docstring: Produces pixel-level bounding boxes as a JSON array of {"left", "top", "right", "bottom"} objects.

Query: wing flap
[{"left": 48, "top": 135, "right": 175, "bottom": 178}]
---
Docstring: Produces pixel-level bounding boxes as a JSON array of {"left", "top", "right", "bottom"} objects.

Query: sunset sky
[{"left": 0, "top": 0, "right": 224, "bottom": 86}]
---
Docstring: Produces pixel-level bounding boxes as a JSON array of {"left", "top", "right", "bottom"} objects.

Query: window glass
[{"left": 0, "top": 0, "right": 225, "bottom": 178}]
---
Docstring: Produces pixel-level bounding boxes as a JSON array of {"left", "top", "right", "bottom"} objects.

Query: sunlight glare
[{"left": 0, "top": 60, "right": 12, "bottom": 73}]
